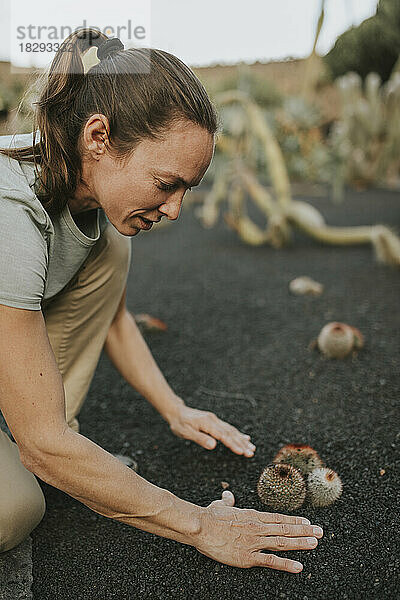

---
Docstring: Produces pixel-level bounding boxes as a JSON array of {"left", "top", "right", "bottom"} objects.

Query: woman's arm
[
  {"left": 0, "top": 303, "right": 323, "bottom": 571},
  {"left": 0, "top": 303, "right": 201, "bottom": 544},
  {"left": 103, "top": 289, "right": 257, "bottom": 458},
  {"left": 104, "top": 289, "right": 185, "bottom": 423}
]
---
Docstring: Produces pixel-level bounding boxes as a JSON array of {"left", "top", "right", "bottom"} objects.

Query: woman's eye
[{"left": 157, "top": 182, "right": 177, "bottom": 192}]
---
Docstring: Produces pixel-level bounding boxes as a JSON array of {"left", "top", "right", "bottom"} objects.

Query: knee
[
  {"left": 103, "top": 223, "right": 132, "bottom": 279},
  {"left": 0, "top": 483, "right": 45, "bottom": 553}
]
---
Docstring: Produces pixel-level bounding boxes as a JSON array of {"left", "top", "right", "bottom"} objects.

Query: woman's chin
[{"left": 110, "top": 220, "right": 141, "bottom": 237}]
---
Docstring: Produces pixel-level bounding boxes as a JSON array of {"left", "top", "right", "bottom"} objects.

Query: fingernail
[
  {"left": 313, "top": 526, "right": 323, "bottom": 535},
  {"left": 301, "top": 518, "right": 310, "bottom": 525},
  {"left": 293, "top": 562, "right": 303, "bottom": 572},
  {"left": 307, "top": 537, "right": 317, "bottom": 546},
  {"left": 244, "top": 450, "right": 253, "bottom": 457}
]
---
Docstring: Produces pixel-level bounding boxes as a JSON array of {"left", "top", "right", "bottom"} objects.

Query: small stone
[
  {"left": 379, "top": 469, "right": 385, "bottom": 476},
  {"left": 221, "top": 481, "right": 230, "bottom": 490},
  {"left": 289, "top": 276, "right": 323, "bottom": 296}
]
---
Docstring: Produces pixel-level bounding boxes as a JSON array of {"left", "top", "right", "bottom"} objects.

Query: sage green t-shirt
[{"left": 0, "top": 132, "right": 110, "bottom": 310}]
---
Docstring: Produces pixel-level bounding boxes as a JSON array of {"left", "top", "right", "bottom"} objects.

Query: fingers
[
  {"left": 255, "top": 532, "right": 319, "bottom": 552},
  {"left": 199, "top": 416, "right": 256, "bottom": 457},
  {"left": 221, "top": 490, "right": 235, "bottom": 506},
  {"left": 262, "top": 523, "right": 323, "bottom": 539},
  {"left": 262, "top": 535, "right": 318, "bottom": 552},
  {"left": 190, "top": 430, "right": 217, "bottom": 450},
  {"left": 252, "top": 510, "right": 311, "bottom": 526},
  {"left": 208, "top": 490, "right": 236, "bottom": 509},
  {"left": 252, "top": 552, "right": 304, "bottom": 573}
]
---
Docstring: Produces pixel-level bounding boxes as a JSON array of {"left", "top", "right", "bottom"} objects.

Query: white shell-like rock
[
  {"left": 289, "top": 276, "right": 323, "bottom": 296},
  {"left": 307, "top": 467, "right": 343, "bottom": 507}
]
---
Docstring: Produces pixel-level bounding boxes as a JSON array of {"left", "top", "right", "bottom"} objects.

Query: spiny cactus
[
  {"left": 257, "top": 463, "right": 306, "bottom": 511},
  {"left": 273, "top": 444, "right": 324, "bottom": 475},
  {"left": 307, "top": 467, "right": 343, "bottom": 507},
  {"left": 317, "top": 321, "right": 364, "bottom": 359}
]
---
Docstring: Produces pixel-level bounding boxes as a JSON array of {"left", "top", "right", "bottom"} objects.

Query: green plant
[{"left": 324, "top": 0, "right": 400, "bottom": 83}]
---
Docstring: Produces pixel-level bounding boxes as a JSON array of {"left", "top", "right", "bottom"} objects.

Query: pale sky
[{"left": 0, "top": 0, "right": 378, "bottom": 68}]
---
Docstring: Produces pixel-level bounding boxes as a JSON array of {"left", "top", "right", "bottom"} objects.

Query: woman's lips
[{"left": 139, "top": 216, "right": 153, "bottom": 230}]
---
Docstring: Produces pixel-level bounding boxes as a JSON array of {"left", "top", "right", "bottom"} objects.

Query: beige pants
[{"left": 0, "top": 222, "right": 131, "bottom": 552}]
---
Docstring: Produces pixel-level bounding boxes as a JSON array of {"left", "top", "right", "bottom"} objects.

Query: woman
[{"left": 0, "top": 29, "right": 323, "bottom": 571}]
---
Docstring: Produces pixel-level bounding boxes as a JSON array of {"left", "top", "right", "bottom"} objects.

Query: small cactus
[
  {"left": 317, "top": 321, "right": 363, "bottom": 359},
  {"left": 289, "top": 276, "right": 323, "bottom": 296},
  {"left": 273, "top": 444, "right": 324, "bottom": 475},
  {"left": 307, "top": 467, "right": 343, "bottom": 507},
  {"left": 257, "top": 463, "right": 306, "bottom": 511}
]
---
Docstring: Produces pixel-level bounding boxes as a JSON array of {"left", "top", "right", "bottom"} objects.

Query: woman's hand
[
  {"left": 193, "top": 490, "right": 323, "bottom": 572},
  {"left": 166, "top": 403, "right": 256, "bottom": 457}
]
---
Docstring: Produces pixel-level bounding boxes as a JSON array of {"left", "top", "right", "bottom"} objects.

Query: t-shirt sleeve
[{"left": 0, "top": 195, "right": 48, "bottom": 311}]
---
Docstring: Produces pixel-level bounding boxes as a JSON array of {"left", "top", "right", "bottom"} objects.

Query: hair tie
[{"left": 97, "top": 37, "right": 125, "bottom": 60}]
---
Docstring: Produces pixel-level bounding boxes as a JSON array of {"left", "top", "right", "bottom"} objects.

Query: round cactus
[
  {"left": 257, "top": 463, "right": 306, "bottom": 511},
  {"left": 317, "top": 322, "right": 358, "bottom": 358},
  {"left": 307, "top": 467, "right": 343, "bottom": 507},
  {"left": 273, "top": 444, "right": 324, "bottom": 475}
]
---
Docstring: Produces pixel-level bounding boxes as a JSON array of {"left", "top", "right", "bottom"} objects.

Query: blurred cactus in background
[
  {"left": 192, "top": 0, "right": 400, "bottom": 265},
  {"left": 195, "top": 89, "right": 400, "bottom": 267},
  {"left": 0, "top": 1, "right": 398, "bottom": 264},
  {"left": 274, "top": 96, "right": 331, "bottom": 184},
  {"left": 330, "top": 69, "right": 400, "bottom": 201}
]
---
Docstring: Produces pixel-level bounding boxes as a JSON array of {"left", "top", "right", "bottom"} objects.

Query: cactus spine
[{"left": 257, "top": 463, "right": 306, "bottom": 511}]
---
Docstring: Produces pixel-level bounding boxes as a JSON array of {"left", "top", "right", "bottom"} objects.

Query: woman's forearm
[
  {"left": 104, "top": 309, "right": 184, "bottom": 420},
  {"left": 25, "top": 427, "right": 203, "bottom": 544}
]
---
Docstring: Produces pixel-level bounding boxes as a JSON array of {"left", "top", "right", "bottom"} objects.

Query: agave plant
[{"left": 196, "top": 89, "right": 400, "bottom": 267}]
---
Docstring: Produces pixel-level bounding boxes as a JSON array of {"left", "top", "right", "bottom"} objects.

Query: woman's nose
[{"left": 158, "top": 194, "right": 184, "bottom": 220}]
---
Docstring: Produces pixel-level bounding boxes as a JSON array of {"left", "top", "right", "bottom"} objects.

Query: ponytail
[{"left": 0, "top": 28, "right": 218, "bottom": 217}]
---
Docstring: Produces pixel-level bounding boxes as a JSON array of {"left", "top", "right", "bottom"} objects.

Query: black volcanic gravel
[{"left": 31, "top": 189, "right": 400, "bottom": 599}]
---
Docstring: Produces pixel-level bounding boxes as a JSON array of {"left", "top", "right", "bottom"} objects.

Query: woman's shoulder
[
  {"left": 0, "top": 132, "right": 37, "bottom": 191},
  {"left": 0, "top": 131, "right": 52, "bottom": 235}
]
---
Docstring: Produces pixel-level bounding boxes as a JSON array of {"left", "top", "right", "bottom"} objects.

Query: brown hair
[{"left": 0, "top": 28, "right": 219, "bottom": 217}]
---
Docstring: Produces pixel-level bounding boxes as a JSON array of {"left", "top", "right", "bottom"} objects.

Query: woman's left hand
[{"left": 166, "top": 403, "right": 256, "bottom": 457}]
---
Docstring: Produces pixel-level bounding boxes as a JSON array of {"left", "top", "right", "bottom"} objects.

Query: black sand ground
[{"left": 31, "top": 189, "right": 399, "bottom": 599}]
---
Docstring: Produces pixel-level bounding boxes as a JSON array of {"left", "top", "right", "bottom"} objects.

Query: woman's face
[{"left": 73, "top": 116, "right": 215, "bottom": 236}]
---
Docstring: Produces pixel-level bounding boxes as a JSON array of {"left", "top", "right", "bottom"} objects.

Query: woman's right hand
[{"left": 193, "top": 490, "right": 323, "bottom": 572}]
